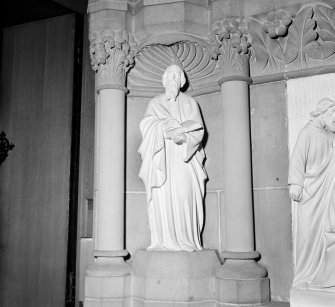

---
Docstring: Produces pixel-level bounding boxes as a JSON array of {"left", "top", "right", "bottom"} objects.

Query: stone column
[
  {"left": 209, "top": 19, "right": 270, "bottom": 304},
  {"left": 84, "top": 3, "right": 137, "bottom": 304}
]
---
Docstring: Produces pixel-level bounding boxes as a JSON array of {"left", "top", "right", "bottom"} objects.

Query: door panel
[{"left": 0, "top": 14, "right": 75, "bottom": 307}]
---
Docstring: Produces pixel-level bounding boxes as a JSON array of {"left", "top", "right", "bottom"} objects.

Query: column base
[
  {"left": 86, "top": 256, "right": 131, "bottom": 277},
  {"left": 215, "top": 252, "right": 270, "bottom": 305},
  {"left": 131, "top": 249, "right": 221, "bottom": 304},
  {"left": 84, "top": 257, "right": 131, "bottom": 307},
  {"left": 290, "top": 287, "right": 335, "bottom": 307}
]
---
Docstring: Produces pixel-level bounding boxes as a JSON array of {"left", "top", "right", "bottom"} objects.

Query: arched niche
[{"left": 128, "top": 33, "right": 220, "bottom": 97}]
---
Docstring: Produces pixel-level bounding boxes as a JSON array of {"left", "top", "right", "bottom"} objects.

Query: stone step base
[
  {"left": 83, "top": 298, "right": 289, "bottom": 307},
  {"left": 84, "top": 250, "right": 272, "bottom": 306},
  {"left": 290, "top": 288, "right": 335, "bottom": 307}
]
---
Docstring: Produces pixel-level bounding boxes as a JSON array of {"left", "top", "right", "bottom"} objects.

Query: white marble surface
[
  {"left": 287, "top": 76, "right": 335, "bottom": 306},
  {"left": 287, "top": 73, "right": 335, "bottom": 156}
]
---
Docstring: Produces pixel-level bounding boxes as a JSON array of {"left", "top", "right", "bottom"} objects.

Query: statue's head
[
  {"left": 310, "top": 98, "right": 335, "bottom": 132},
  {"left": 162, "top": 65, "right": 186, "bottom": 101}
]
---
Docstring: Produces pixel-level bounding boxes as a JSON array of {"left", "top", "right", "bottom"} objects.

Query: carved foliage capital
[
  {"left": 89, "top": 30, "right": 137, "bottom": 89},
  {"left": 209, "top": 18, "right": 251, "bottom": 77}
]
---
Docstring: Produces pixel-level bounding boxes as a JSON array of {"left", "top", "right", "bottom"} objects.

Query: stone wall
[
  {"left": 251, "top": 82, "right": 293, "bottom": 301},
  {"left": 80, "top": 0, "right": 335, "bottom": 303}
]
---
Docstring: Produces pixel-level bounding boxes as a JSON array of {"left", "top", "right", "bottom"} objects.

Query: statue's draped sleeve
[
  {"left": 288, "top": 127, "right": 311, "bottom": 187},
  {"left": 181, "top": 97, "right": 205, "bottom": 164},
  {"left": 138, "top": 98, "right": 167, "bottom": 202}
]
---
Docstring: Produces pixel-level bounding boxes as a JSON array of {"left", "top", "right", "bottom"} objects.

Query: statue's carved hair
[
  {"left": 310, "top": 98, "right": 335, "bottom": 117},
  {"left": 162, "top": 64, "right": 186, "bottom": 88}
]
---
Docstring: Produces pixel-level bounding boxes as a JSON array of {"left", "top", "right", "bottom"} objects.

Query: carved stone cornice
[
  {"left": 207, "top": 3, "right": 335, "bottom": 81},
  {"left": 89, "top": 30, "right": 137, "bottom": 91},
  {"left": 87, "top": 2, "right": 335, "bottom": 96},
  {"left": 209, "top": 19, "right": 252, "bottom": 79}
]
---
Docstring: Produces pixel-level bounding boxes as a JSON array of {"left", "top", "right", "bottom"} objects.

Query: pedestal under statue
[
  {"left": 138, "top": 64, "right": 207, "bottom": 252},
  {"left": 289, "top": 98, "right": 335, "bottom": 306}
]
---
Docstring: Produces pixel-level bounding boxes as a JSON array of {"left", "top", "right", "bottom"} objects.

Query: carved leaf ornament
[
  {"left": 284, "top": 5, "right": 335, "bottom": 67},
  {"left": 247, "top": 5, "right": 335, "bottom": 73},
  {"left": 313, "top": 5, "right": 335, "bottom": 60},
  {"left": 248, "top": 10, "right": 291, "bottom": 72},
  {"left": 284, "top": 6, "right": 319, "bottom": 68}
]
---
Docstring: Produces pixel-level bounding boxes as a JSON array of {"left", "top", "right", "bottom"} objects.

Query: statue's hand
[
  {"left": 165, "top": 128, "right": 186, "bottom": 139},
  {"left": 163, "top": 118, "right": 180, "bottom": 136},
  {"left": 172, "top": 133, "right": 187, "bottom": 145},
  {"left": 289, "top": 185, "right": 303, "bottom": 202}
]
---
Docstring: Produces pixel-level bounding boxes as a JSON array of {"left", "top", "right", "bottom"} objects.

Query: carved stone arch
[
  {"left": 134, "top": 33, "right": 209, "bottom": 51},
  {"left": 128, "top": 33, "right": 220, "bottom": 96}
]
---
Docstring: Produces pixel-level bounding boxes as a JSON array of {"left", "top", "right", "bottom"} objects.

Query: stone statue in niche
[
  {"left": 138, "top": 65, "right": 207, "bottom": 251},
  {"left": 289, "top": 98, "right": 335, "bottom": 290}
]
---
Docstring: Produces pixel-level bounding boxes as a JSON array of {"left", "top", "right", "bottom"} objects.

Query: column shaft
[
  {"left": 220, "top": 80, "right": 254, "bottom": 252},
  {"left": 94, "top": 88, "right": 125, "bottom": 252}
]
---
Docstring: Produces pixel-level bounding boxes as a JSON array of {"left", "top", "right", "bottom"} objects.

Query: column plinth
[
  {"left": 216, "top": 252, "right": 267, "bottom": 280},
  {"left": 86, "top": 257, "right": 131, "bottom": 277}
]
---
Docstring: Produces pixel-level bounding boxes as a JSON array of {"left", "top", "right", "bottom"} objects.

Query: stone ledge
[
  {"left": 88, "top": 0, "right": 128, "bottom": 13},
  {"left": 216, "top": 275, "right": 270, "bottom": 305},
  {"left": 290, "top": 287, "right": 335, "bottom": 307},
  {"left": 143, "top": 0, "right": 210, "bottom": 7},
  {"left": 83, "top": 298, "right": 290, "bottom": 306},
  {"left": 216, "top": 301, "right": 289, "bottom": 307}
]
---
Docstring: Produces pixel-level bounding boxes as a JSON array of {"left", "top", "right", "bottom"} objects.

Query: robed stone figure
[
  {"left": 289, "top": 98, "right": 335, "bottom": 290},
  {"left": 138, "top": 65, "right": 207, "bottom": 251}
]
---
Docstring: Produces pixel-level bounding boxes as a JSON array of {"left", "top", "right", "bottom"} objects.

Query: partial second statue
[{"left": 138, "top": 65, "right": 207, "bottom": 251}]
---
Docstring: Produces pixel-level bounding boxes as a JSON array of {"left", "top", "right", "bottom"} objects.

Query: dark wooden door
[{"left": 0, "top": 14, "right": 77, "bottom": 307}]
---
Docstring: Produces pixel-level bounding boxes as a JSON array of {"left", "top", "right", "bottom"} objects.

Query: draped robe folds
[
  {"left": 289, "top": 121, "right": 335, "bottom": 290},
  {"left": 138, "top": 93, "right": 207, "bottom": 251}
]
